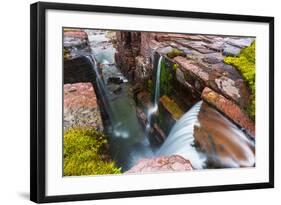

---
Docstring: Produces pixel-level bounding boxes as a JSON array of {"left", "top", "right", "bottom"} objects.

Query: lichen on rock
[
  {"left": 166, "top": 48, "right": 184, "bottom": 58},
  {"left": 159, "top": 95, "right": 184, "bottom": 120}
]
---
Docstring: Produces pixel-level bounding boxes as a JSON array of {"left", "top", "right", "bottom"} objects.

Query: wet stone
[
  {"left": 212, "top": 63, "right": 242, "bottom": 80},
  {"left": 202, "top": 55, "right": 222, "bottom": 64},
  {"left": 226, "top": 38, "right": 254, "bottom": 48},
  {"left": 223, "top": 44, "right": 241, "bottom": 56},
  {"left": 174, "top": 56, "right": 209, "bottom": 82},
  {"left": 107, "top": 84, "right": 122, "bottom": 94},
  {"left": 156, "top": 46, "right": 174, "bottom": 55},
  {"left": 205, "top": 41, "right": 225, "bottom": 52},
  {"left": 215, "top": 76, "right": 241, "bottom": 101},
  {"left": 107, "top": 76, "right": 123, "bottom": 84},
  {"left": 181, "top": 48, "right": 193, "bottom": 55}
]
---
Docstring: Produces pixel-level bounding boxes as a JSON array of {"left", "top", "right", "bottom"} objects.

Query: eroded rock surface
[
  {"left": 126, "top": 155, "right": 193, "bottom": 173},
  {"left": 115, "top": 31, "right": 255, "bottom": 149},
  {"left": 64, "top": 83, "right": 103, "bottom": 131},
  {"left": 201, "top": 87, "right": 255, "bottom": 137},
  {"left": 64, "top": 29, "right": 91, "bottom": 60}
]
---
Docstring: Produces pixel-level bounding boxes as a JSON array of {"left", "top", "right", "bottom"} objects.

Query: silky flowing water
[
  {"left": 86, "top": 30, "right": 153, "bottom": 171},
  {"left": 145, "top": 55, "right": 163, "bottom": 133},
  {"left": 157, "top": 101, "right": 207, "bottom": 169},
  {"left": 82, "top": 29, "right": 255, "bottom": 171}
]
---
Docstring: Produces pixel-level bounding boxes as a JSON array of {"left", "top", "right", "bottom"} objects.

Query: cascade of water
[
  {"left": 157, "top": 101, "right": 206, "bottom": 169},
  {"left": 145, "top": 56, "right": 163, "bottom": 132},
  {"left": 85, "top": 55, "right": 113, "bottom": 120},
  {"left": 154, "top": 55, "right": 163, "bottom": 110},
  {"left": 156, "top": 100, "right": 256, "bottom": 169}
]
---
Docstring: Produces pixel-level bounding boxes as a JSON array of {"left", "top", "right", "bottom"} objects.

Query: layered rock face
[
  {"left": 63, "top": 29, "right": 103, "bottom": 132},
  {"left": 115, "top": 32, "right": 161, "bottom": 82},
  {"left": 64, "top": 28, "right": 90, "bottom": 59},
  {"left": 63, "top": 29, "right": 94, "bottom": 84}
]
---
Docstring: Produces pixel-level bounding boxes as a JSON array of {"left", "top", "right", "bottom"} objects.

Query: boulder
[
  {"left": 107, "top": 76, "right": 123, "bottom": 84},
  {"left": 126, "top": 155, "right": 193, "bottom": 173}
]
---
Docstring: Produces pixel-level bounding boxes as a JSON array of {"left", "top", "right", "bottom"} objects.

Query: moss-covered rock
[
  {"left": 159, "top": 59, "right": 173, "bottom": 97},
  {"left": 224, "top": 42, "right": 255, "bottom": 120},
  {"left": 167, "top": 48, "right": 184, "bottom": 58},
  {"left": 173, "top": 63, "right": 179, "bottom": 71},
  {"left": 64, "top": 127, "right": 121, "bottom": 176},
  {"left": 159, "top": 95, "right": 184, "bottom": 120}
]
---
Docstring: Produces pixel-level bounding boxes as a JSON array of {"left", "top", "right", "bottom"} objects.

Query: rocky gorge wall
[
  {"left": 114, "top": 31, "right": 255, "bottom": 145},
  {"left": 63, "top": 29, "right": 122, "bottom": 176},
  {"left": 62, "top": 28, "right": 256, "bottom": 173}
]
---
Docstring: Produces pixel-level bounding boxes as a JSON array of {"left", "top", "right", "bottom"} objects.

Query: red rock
[
  {"left": 64, "top": 83, "right": 98, "bottom": 110},
  {"left": 64, "top": 31, "right": 87, "bottom": 39},
  {"left": 126, "top": 155, "right": 193, "bottom": 174},
  {"left": 174, "top": 56, "right": 209, "bottom": 81},
  {"left": 194, "top": 102, "right": 255, "bottom": 167},
  {"left": 201, "top": 87, "right": 255, "bottom": 137}
]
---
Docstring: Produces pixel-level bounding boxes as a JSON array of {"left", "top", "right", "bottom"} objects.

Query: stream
[
  {"left": 83, "top": 29, "right": 255, "bottom": 172},
  {"left": 86, "top": 30, "right": 153, "bottom": 171}
]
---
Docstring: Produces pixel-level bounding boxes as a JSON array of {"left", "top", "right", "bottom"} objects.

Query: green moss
[
  {"left": 146, "top": 79, "right": 153, "bottom": 95},
  {"left": 160, "top": 95, "right": 184, "bottom": 120},
  {"left": 159, "top": 60, "right": 173, "bottom": 97},
  {"left": 64, "top": 127, "right": 121, "bottom": 176},
  {"left": 186, "top": 54, "right": 194, "bottom": 60},
  {"left": 224, "top": 42, "right": 256, "bottom": 120},
  {"left": 173, "top": 63, "right": 179, "bottom": 71},
  {"left": 167, "top": 48, "right": 184, "bottom": 58}
]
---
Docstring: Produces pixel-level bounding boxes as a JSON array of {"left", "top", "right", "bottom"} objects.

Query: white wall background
[{"left": 0, "top": 0, "right": 279, "bottom": 204}]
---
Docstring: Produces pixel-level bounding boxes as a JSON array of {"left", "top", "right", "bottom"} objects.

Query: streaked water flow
[{"left": 157, "top": 101, "right": 206, "bottom": 169}]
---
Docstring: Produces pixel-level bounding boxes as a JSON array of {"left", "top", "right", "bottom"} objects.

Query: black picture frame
[{"left": 30, "top": 1, "right": 274, "bottom": 203}]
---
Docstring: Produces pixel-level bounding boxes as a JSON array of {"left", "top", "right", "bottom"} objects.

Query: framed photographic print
[{"left": 30, "top": 1, "right": 274, "bottom": 203}]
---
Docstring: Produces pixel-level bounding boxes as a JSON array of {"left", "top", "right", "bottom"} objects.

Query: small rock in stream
[{"left": 107, "top": 77, "right": 123, "bottom": 84}]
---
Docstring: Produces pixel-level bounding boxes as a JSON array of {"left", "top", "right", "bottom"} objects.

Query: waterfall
[
  {"left": 85, "top": 55, "right": 105, "bottom": 93},
  {"left": 154, "top": 55, "right": 163, "bottom": 110},
  {"left": 157, "top": 101, "right": 206, "bottom": 169},
  {"left": 156, "top": 100, "right": 255, "bottom": 169},
  {"left": 85, "top": 55, "right": 113, "bottom": 121},
  {"left": 145, "top": 56, "right": 163, "bottom": 132}
]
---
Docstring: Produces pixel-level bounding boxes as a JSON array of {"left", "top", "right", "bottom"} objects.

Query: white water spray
[
  {"left": 157, "top": 101, "right": 206, "bottom": 169},
  {"left": 145, "top": 56, "right": 163, "bottom": 132}
]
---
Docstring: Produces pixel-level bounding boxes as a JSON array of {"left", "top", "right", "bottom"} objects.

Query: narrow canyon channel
[{"left": 64, "top": 29, "right": 256, "bottom": 174}]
